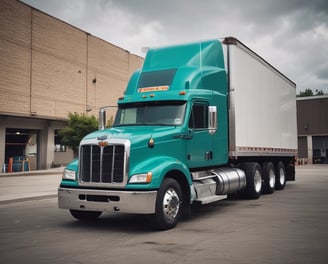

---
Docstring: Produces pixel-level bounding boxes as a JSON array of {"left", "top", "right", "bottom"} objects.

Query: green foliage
[
  {"left": 58, "top": 112, "right": 98, "bottom": 157},
  {"left": 314, "top": 89, "right": 324, "bottom": 96},
  {"left": 298, "top": 88, "right": 326, "bottom": 97},
  {"left": 298, "top": 88, "right": 313, "bottom": 97}
]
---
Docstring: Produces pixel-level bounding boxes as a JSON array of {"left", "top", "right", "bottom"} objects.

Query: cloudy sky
[{"left": 21, "top": 0, "right": 328, "bottom": 94}]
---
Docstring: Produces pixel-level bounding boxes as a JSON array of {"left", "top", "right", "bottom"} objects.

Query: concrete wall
[
  {"left": 297, "top": 96, "right": 328, "bottom": 136},
  {"left": 297, "top": 96, "right": 328, "bottom": 164}
]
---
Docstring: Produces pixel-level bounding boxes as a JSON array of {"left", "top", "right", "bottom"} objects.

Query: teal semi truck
[{"left": 58, "top": 37, "right": 297, "bottom": 230}]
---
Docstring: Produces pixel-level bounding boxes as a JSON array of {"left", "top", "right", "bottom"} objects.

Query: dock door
[{"left": 5, "top": 128, "right": 40, "bottom": 171}]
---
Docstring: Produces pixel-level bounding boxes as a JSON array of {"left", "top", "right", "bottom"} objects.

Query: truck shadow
[
  {"left": 184, "top": 198, "right": 242, "bottom": 221},
  {"left": 61, "top": 198, "right": 240, "bottom": 233},
  {"left": 63, "top": 213, "right": 153, "bottom": 233}
]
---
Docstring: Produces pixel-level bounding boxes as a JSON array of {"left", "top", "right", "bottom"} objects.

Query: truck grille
[{"left": 79, "top": 144, "right": 125, "bottom": 184}]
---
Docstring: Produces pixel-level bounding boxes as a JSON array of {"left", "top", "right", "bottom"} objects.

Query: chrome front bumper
[{"left": 58, "top": 187, "right": 157, "bottom": 214}]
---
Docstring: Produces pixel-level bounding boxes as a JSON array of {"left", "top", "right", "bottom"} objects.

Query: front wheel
[{"left": 153, "top": 178, "right": 182, "bottom": 230}]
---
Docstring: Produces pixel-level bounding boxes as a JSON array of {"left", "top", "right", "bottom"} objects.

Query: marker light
[{"left": 148, "top": 138, "right": 155, "bottom": 148}]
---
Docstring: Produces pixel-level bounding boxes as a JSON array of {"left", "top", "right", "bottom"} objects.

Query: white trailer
[{"left": 223, "top": 37, "right": 297, "bottom": 158}]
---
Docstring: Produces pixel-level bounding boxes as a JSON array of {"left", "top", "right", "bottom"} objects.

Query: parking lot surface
[{"left": 0, "top": 165, "right": 327, "bottom": 263}]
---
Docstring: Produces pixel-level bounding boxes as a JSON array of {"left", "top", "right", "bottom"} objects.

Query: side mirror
[{"left": 209, "top": 106, "right": 217, "bottom": 134}]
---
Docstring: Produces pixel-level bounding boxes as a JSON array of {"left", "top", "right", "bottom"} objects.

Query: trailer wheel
[
  {"left": 153, "top": 178, "right": 182, "bottom": 230},
  {"left": 240, "top": 162, "right": 262, "bottom": 199},
  {"left": 262, "top": 162, "right": 276, "bottom": 194},
  {"left": 275, "top": 161, "right": 286, "bottom": 190},
  {"left": 70, "top": 209, "right": 102, "bottom": 221}
]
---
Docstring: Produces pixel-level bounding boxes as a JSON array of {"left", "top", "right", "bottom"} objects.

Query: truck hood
[{"left": 82, "top": 126, "right": 183, "bottom": 147}]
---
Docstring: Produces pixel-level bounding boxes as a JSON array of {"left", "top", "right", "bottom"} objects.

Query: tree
[
  {"left": 298, "top": 88, "right": 313, "bottom": 97},
  {"left": 315, "top": 89, "right": 324, "bottom": 96},
  {"left": 298, "top": 88, "right": 326, "bottom": 97},
  {"left": 58, "top": 112, "right": 98, "bottom": 158}
]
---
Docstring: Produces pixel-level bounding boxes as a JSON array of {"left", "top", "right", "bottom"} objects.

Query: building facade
[
  {"left": 0, "top": 0, "right": 143, "bottom": 170},
  {"left": 297, "top": 95, "right": 328, "bottom": 164}
]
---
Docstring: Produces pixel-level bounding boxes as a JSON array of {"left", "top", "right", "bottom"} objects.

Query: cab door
[{"left": 186, "top": 101, "right": 213, "bottom": 168}]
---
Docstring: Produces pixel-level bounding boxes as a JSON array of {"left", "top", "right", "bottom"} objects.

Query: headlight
[
  {"left": 62, "top": 169, "right": 76, "bottom": 180},
  {"left": 129, "top": 172, "right": 152, "bottom": 183}
]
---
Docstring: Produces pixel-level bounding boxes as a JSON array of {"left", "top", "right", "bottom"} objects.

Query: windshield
[{"left": 114, "top": 101, "right": 186, "bottom": 126}]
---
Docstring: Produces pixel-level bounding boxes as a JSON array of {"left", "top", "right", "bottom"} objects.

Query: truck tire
[
  {"left": 240, "top": 162, "right": 262, "bottom": 199},
  {"left": 275, "top": 161, "right": 286, "bottom": 190},
  {"left": 262, "top": 162, "right": 276, "bottom": 194},
  {"left": 70, "top": 209, "right": 102, "bottom": 221},
  {"left": 153, "top": 178, "right": 182, "bottom": 230}
]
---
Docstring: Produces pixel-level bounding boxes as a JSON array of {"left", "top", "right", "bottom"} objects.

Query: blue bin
[{"left": 11, "top": 156, "right": 29, "bottom": 172}]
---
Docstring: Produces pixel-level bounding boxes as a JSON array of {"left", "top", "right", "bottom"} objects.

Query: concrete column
[
  {"left": 0, "top": 126, "right": 5, "bottom": 169},
  {"left": 39, "top": 127, "right": 48, "bottom": 169},
  {"left": 46, "top": 127, "right": 55, "bottom": 169},
  {"left": 307, "top": 135, "right": 313, "bottom": 164},
  {"left": 39, "top": 122, "right": 56, "bottom": 169}
]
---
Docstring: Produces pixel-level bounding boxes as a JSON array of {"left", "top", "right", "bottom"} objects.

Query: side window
[{"left": 189, "top": 102, "right": 208, "bottom": 129}]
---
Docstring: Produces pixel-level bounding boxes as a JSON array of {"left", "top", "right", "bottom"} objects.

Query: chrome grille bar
[{"left": 79, "top": 143, "right": 127, "bottom": 187}]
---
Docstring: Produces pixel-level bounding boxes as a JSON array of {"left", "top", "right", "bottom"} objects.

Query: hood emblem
[{"left": 97, "top": 135, "right": 108, "bottom": 140}]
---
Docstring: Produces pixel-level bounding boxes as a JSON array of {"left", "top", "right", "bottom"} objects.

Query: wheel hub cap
[{"left": 163, "top": 188, "right": 180, "bottom": 220}]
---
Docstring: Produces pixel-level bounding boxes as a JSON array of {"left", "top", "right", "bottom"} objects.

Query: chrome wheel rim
[
  {"left": 254, "top": 170, "right": 262, "bottom": 193},
  {"left": 279, "top": 168, "right": 285, "bottom": 185},
  {"left": 163, "top": 188, "right": 180, "bottom": 221},
  {"left": 269, "top": 169, "right": 276, "bottom": 188}
]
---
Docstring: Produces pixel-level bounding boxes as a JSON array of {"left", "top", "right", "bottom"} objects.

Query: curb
[
  {"left": 0, "top": 194, "right": 57, "bottom": 205},
  {"left": 0, "top": 168, "right": 64, "bottom": 177}
]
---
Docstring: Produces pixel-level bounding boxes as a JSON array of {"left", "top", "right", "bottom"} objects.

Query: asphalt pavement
[{"left": 1, "top": 164, "right": 327, "bottom": 264}]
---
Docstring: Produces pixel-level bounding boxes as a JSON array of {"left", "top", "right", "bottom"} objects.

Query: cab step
[{"left": 194, "top": 194, "right": 227, "bottom": 205}]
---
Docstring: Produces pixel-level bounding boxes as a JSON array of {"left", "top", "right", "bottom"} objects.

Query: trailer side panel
[{"left": 226, "top": 40, "right": 297, "bottom": 157}]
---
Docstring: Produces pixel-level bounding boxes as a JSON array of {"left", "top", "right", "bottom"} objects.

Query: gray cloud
[{"left": 21, "top": 0, "right": 328, "bottom": 93}]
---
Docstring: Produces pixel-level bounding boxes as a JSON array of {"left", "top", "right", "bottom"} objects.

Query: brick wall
[{"left": 0, "top": 0, "right": 143, "bottom": 120}]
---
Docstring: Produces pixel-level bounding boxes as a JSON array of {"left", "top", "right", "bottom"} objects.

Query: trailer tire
[
  {"left": 240, "top": 162, "right": 262, "bottom": 199},
  {"left": 153, "top": 178, "right": 182, "bottom": 230},
  {"left": 70, "top": 209, "right": 102, "bottom": 221},
  {"left": 275, "top": 161, "right": 286, "bottom": 190},
  {"left": 262, "top": 162, "right": 276, "bottom": 194}
]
